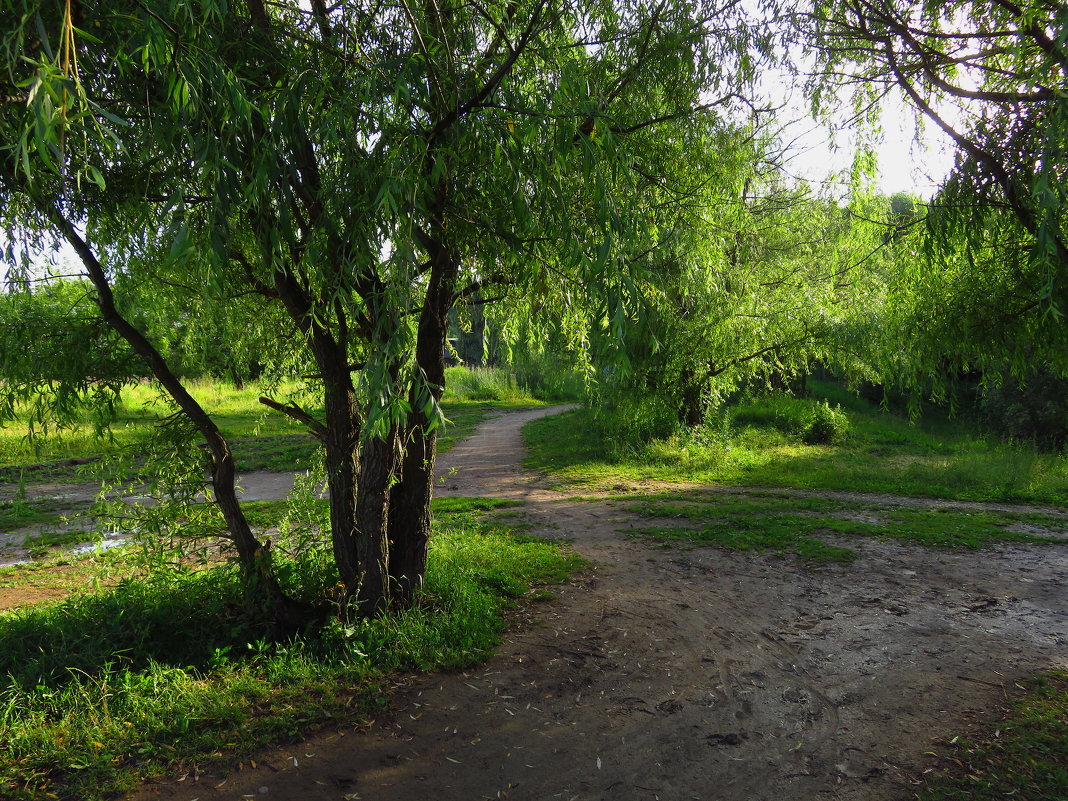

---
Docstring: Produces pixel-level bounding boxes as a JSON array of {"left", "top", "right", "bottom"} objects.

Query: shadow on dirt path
[{"left": 121, "top": 405, "right": 1068, "bottom": 801}]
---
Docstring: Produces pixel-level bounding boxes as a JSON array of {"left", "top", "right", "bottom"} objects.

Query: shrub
[
  {"left": 803, "top": 401, "right": 851, "bottom": 445},
  {"left": 732, "top": 394, "right": 850, "bottom": 445},
  {"left": 980, "top": 371, "right": 1068, "bottom": 451}
]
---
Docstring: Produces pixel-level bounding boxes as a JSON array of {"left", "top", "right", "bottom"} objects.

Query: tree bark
[
  {"left": 355, "top": 427, "right": 399, "bottom": 615},
  {"left": 388, "top": 252, "right": 455, "bottom": 608},
  {"left": 389, "top": 425, "right": 436, "bottom": 608},
  {"left": 322, "top": 370, "right": 361, "bottom": 595},
  {"left": 679, "top": 368, "right": 705, "bottom": 427}
]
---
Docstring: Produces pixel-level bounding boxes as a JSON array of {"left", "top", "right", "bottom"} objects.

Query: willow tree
[
  {"left": 1, "top": 0, "right": 762, "bottom": 617},
  {"left": 804, "top": 0, "right": 1068, "bottom": 387},
  {"left": 581, "top": 105, "right": 891, "bottom": 432}
]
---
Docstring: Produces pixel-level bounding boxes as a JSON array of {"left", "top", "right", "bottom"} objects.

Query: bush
[
  {"left": 732, "top": 394, "right": 851, "bottom": 445},
  {"left": 803, "top": 401, "right": 851, "bottom": 445}
]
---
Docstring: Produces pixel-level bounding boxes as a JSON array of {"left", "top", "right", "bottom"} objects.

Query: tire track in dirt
[{"left": 125, "top": 405, "right": 1068, "bottom": 801}]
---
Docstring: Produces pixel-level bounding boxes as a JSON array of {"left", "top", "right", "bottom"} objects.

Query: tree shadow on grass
[{"left": 0, "top": 564, "right": 325, "bottom": 691}]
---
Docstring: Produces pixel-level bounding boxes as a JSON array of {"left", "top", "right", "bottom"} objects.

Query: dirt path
[{"left": 122, "top": 405, "right": 1068, "bottom": 801}]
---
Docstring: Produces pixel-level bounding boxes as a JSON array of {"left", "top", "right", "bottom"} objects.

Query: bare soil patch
[{"left": 120, "top": 406, "right": 1067, "bottom": 801}]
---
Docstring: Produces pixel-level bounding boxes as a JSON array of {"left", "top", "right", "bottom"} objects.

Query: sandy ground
[{"left": 107, "top": 405, "right": 1068, "bottom": 801}]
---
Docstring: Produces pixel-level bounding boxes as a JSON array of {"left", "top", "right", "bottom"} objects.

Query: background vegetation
[{"left": 525, "top": 379, "right": 1068, "bottom": 505}]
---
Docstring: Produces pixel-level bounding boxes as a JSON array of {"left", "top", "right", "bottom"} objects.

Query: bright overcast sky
[
  {"left": 791, "top": 96, "right": 957, "bottom": 198},
  {"left": 756, "top": 66, "right": 958, "bottom": 199}
]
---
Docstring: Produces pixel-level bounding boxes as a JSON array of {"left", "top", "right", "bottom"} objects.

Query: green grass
[
  {"left": 445, "top": 364, "right": 585, "bottom": 404},
  {"left": 1, "top": 381, "right": 302, "bottom": 463},
  {"left": 0, "top": 497, "right": 66, "bottom": 531},
  {"left": 444, "top": 366, "right": 533, "bottom": 403},
  {"left": 0, "top": 499, "right": 584, "bottom": 801},
  {"left": 19, "top": 528, "right": 95, "bottom": 559},
  {"left": 917, "top": 671, "right": 1068, "bottom": 801},
  {"left": 0, "top": 380, "right": 311, "bottom": 482},
  {"left": 626, "top": 491, "right": 1068, "bottom": 562},
  {"left": 0, "top": 554, "right": 136, "bottom": 611},
  {"left": 0, "top": 373, "right": 550, "bottom": 483},
  {"left": 523, "top": 389, "right": 1068, "bottom": 506}
]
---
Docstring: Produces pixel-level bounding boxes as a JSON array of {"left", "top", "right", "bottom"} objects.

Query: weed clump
[
  {"left": 732, "top": 394, "right": 851, "bottom": 445},
  {"left": 803, "top": 401, "right": 851, "bottom": 445}
]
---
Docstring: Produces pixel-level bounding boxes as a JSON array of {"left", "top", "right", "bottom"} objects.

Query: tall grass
[
  {"left": 730, "top": 393, "right": 851, "bottom": 445},
  {"left": 443, "top": 366, "right": 534, "bottom": 403},
  {"left": 443, "top": 364, "right": 585, "bottom": 404}
]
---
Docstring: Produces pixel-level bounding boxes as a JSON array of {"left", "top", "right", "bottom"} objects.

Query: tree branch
[{"left": 259, "top": 396, "right": 328, "bottom": 442}]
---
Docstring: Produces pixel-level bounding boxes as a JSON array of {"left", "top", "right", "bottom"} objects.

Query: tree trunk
[
  {"left": 355, "top": 428, "right": 400, "bottom": 615},
  {"left": 387, "top": 255, "right": 453, "bottom": 608},
  {"left": 388, "top": 424, "right": 436, "bottom": 608},
  {"left": 53, "top": 211, "right": 303, "bottom": 626},
  {"left": 679, "top": 368, "right": 705, "bottom": 427},
  {"left": 271, "top": 261, "right": 372, "bottom": 615},
  {"left": 321, "top": 370, "right": 360, "bottom": 595}
]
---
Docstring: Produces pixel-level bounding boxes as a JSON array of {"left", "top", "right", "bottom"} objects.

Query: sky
[
  {"left": 792, "top": 98, "right": 957, "bottom": 198},
  {"left": 754, "top": 70, "right": 958, "bottom": 200}
]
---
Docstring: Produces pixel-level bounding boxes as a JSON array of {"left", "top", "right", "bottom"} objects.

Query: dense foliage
[{"left": 805, "top": 0, "right": 1068, "bottom": 392}]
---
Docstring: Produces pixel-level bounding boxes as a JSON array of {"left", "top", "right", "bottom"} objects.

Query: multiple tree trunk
[{"left": 43, "top": 189, "right": 456, "bottom": 625}]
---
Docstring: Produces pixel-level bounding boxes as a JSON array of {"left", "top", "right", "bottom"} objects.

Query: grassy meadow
[
  {"left": 0, "top": 366, "right": 560, "bottom": 482},
  {"left": 524, "top": 379, "right": 1068, "bottom": 564},
  {"left": 524, "top": 380, "right": 1068, "bottom": 506}
]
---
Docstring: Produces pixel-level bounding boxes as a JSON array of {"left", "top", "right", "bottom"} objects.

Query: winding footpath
[{"left": 113, "top": 404, "right": 1068, "bottom": 801}]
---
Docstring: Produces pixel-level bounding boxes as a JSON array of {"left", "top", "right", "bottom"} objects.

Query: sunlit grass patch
[
  {"left": 432, "top": 496, "right": 524, "bottom": 514},
  {"left": 523, "top": 399, "right": 1068, "bottom": 506},
  {"left": 0, "top": 380, "right": 310, "bottom": 471},
  {"left": 443, "top": 365, "right": 584, "bottom": 404},
  {"left": 0, "top": 377, "right": 547, "bottom": 484},
  {"left": 444, "top": 366, "right": 538, "bottom": 403}
]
